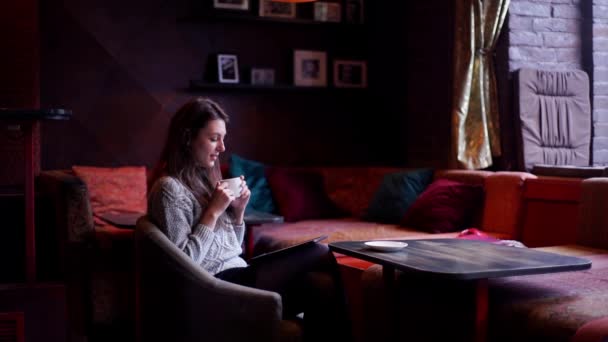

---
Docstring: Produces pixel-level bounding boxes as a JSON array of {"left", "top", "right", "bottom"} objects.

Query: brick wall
[
  {"left": 508, "top": 0, "right": 584, "bottom": 72},
  {"left": 506, "top": 0, "right": 608, "bottom": 165}
]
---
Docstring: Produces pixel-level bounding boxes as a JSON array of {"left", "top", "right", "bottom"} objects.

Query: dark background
[{"left": 34, "top": 0, "right": 455, "bottom": 171}]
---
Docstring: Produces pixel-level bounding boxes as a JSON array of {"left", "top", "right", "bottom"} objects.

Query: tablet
[{"left": 248, "top": 235, "right": 328, "bottom": 264}]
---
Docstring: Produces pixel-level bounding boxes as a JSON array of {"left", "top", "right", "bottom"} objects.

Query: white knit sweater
[{"left": 147, "top": 176, "right": 247, "bottom": 275}]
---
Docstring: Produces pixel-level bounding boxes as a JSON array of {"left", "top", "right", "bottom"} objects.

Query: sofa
[
  {"left": 249, "top": 168, "right": 535, "bottom": 256},
  {"left": 37, "top": 170, "right": 136, "bottom": 342},
  {"left": 488, "top": 177, "right": 608, "bottom": 342},
  {"left": 359, "top": 177, "right": 608, "bottom": 342},
  {"left": 38, "top": 165, "right": 539, "bottom": 341}
]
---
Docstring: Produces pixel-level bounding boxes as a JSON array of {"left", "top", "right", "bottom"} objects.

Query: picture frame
[
  {"left": 294, "top": 50, "right": 327, "bottom": 87},
  {"left": 259, "top": 0, "right": 296, "bottom": 19},
  {"left": 217, "top": 54, "right": 239, "bottom": 83},
  {"left": 345, "top": 0, "right": 364, "bottom": 24},
  {"left": 251, "top": 68, "right": 275, "bottom": 86},
  {"left": 314, "top": 2, "right": 341, "bottom": 23},
  {"left": 333, "top": 60, "right": 367, "bottom": 88},
  {"left": 213, "top": 0, "right": 250, "bottom": 10}
]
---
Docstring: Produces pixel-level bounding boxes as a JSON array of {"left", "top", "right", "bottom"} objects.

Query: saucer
[{"left": 364, "top": 241, "right": 408, "bottom": 252}]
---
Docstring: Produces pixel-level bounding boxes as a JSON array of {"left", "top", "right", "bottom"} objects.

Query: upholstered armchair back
[{"left": 516, "top": 68, "right": 591, "bottom": 171}]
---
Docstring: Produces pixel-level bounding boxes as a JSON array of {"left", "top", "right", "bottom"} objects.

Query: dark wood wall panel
[
  {"left": 0, "top": 0, "right": 41, "bottom": 187},
  {"left": 39, "top": 0, "right": 404, "bottom": 170}
]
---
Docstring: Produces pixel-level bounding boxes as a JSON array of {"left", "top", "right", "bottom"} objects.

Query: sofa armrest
[
  {"left": 578, "top": 178, "right": 608, "bottom": 249},
  {"left": 136, "top": 218, "right": 284, "bottom": 342},
  {"left": 37, "top": 170, "right": 95, "bottom": 244},
  {"left": 481, "top": 172, "right": 537, "bottom": 239}
]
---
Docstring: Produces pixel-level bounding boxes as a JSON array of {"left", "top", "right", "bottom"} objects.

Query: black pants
[{"left": 215, "top": 243, "right": 351, "bottom": 342}]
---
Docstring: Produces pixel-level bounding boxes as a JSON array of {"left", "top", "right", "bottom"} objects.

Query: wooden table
[{"left": 329, "top": 239, "right": 592, "bottom": 342}]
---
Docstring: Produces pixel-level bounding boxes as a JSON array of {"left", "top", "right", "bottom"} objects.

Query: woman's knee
[
  {"left": 304, "top": 243, "right": 338, "bottom": 270},
  {"left": 305, "top": 271, "right": 336, "bottom": 298}
]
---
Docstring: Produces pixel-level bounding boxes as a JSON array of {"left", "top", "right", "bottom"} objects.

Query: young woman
[{"left": 147, "top": 97, "right": 351, "bottom": 341}]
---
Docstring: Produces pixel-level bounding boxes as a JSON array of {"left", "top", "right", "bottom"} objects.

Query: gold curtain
[{"left": 452, "top": 0, "right": 510, "bottom": 169}]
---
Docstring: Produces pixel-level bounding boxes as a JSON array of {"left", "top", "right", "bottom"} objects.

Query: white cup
[{"left": 220, "top": 177, "right": 243, "bottom": 197}]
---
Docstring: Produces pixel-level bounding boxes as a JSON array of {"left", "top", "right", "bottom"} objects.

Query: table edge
[{"left": 329, "top": 242, "right": 593, "bottom": 281}]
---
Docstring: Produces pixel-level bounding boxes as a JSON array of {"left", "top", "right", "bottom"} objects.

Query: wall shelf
[
  {"left": 183, "top": 6, "right": 368, "bottom": 95},
  {"left": 180, "top": 11, "right": 365, "bottom": 28},
  {"left": 189, "top": 80, "right": 368, "bottom": 93}
]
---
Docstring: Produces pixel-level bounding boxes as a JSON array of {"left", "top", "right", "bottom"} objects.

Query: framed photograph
[
  {"left": 294, "top": 50, "right": 327, "bottom": 87},
  {"left": 251, "top": 68, "right": 275, "bottom": 86},
  {"left": 213, "top": 0, "right": 249, "bottom": 10},
  {"left": 333, "top": 60, "right": 367, "bottom": 88},
  {"left": 314, "top": 2, "right": 341, "bottom": 23},
  {"left": 259, "top": 0, "right": 296, "bottom": 19},
  {"left": 345, "top": 0, "right": 364, "bottom": 24},
  {"left": 217, "top": 54, "right": 239, "bottom": 83}
]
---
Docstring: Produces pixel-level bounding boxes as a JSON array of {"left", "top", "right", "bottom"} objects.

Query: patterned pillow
[{"left": 72, "top": 166, "right": 147, "bottom": 220}]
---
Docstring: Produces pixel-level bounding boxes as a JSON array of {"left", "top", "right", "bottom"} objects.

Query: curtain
[{"left": 452, "top": 0, "right": 510, "bottom": 169}]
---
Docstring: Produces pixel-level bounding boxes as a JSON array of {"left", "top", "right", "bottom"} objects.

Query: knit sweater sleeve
[
  {"left": 233, "top": 222, "right": 245, "bottom": 245},
  {"left": 148, "top": 178, "right": 215, "bottom": 265}
]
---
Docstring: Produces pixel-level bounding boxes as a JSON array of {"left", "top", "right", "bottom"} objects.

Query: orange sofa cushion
[
  {"left": 434, "top": 169, "right": 493, "bottom": 185},
  {"left": 72, "top": 166, "right": 147, "bottom": 221},
  {"left": 316, "top": 167, "right": 402, "bottom": 218}
]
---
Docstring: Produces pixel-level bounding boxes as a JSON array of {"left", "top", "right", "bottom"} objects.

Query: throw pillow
[
  {"left": 456, "top": 228, "right": 499, "bottom": 243},
  {"left": 229, "top": 154, "right": 276, "bottom": 213},
  {"left": 266, "top": 167, "right": 345, "bottom": 222},
  {"left": 364, "top": 169, "right": 434, "bottom": 224},
  {"left": 402, "top": 178, "right": 484, "bottom": 233},
  {"left": 72, "top": 166, "right": 148, "bottom": 218}
]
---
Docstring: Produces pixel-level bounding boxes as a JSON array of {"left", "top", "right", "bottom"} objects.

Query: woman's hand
[
  {"left": 231, "top": 176, "right": 251, "bottom": 224},
  {"left": 200, "top": 182, "right": 236, "bottom": 227}
]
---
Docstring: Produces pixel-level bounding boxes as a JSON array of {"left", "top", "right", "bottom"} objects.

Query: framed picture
[
  {"left": 217, "top": 54, "right": 239, "bottom": 83},
  {"left": 251, "top": 68, "right": 275, "bottom": 85},
  {"left": 294, "top": 50, "right": 327, "bottom": 87},
  {"left": 259, "top": 0, "right": 296, "bottom": 19},
  {"left": 213, "top": 0, "right": 249, "bottom": 10},
  {"left": 345, "top": 0, "right": 364, "bottom": 24},
  {"left": 314, "top": 2, "right": 341, "bottom": 23},
  {"left": 333, "top": 60, "right": 367, "bottom": 88}
]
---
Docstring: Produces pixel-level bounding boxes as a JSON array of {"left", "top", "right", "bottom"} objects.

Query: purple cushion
[{"left": 402, "top": 179, "right": 484, "bottom": 233}]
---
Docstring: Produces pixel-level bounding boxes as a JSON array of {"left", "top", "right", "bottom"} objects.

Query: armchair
[{"left": 135, "top": 217, "right": 302, "bottom": 342}]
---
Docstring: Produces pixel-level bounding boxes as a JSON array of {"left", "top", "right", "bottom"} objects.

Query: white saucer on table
[{"left": 364, "top": 241, "right": 408, "bottom": 252}]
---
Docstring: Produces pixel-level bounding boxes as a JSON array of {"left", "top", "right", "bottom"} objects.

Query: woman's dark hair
[{"left": 149, "top": 97, "right": 230, "bottom": 207}]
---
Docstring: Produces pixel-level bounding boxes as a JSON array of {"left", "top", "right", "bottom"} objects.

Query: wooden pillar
[{"left": 0, "top": 0, "right": 40, "bottom": 282}]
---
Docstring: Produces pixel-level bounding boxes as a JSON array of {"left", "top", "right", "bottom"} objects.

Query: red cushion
[
  {"left": 456, "top": 228, "right": 500, "bottom": 242},
  {"left": 266, "top": 167, "right": 344, "bottom": 222},
  {"left": 402, "top": 179, "right": 483, "bottom": 233},
  {"left": 72, "top": 166, "right": 147, "bottom": 220}
]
